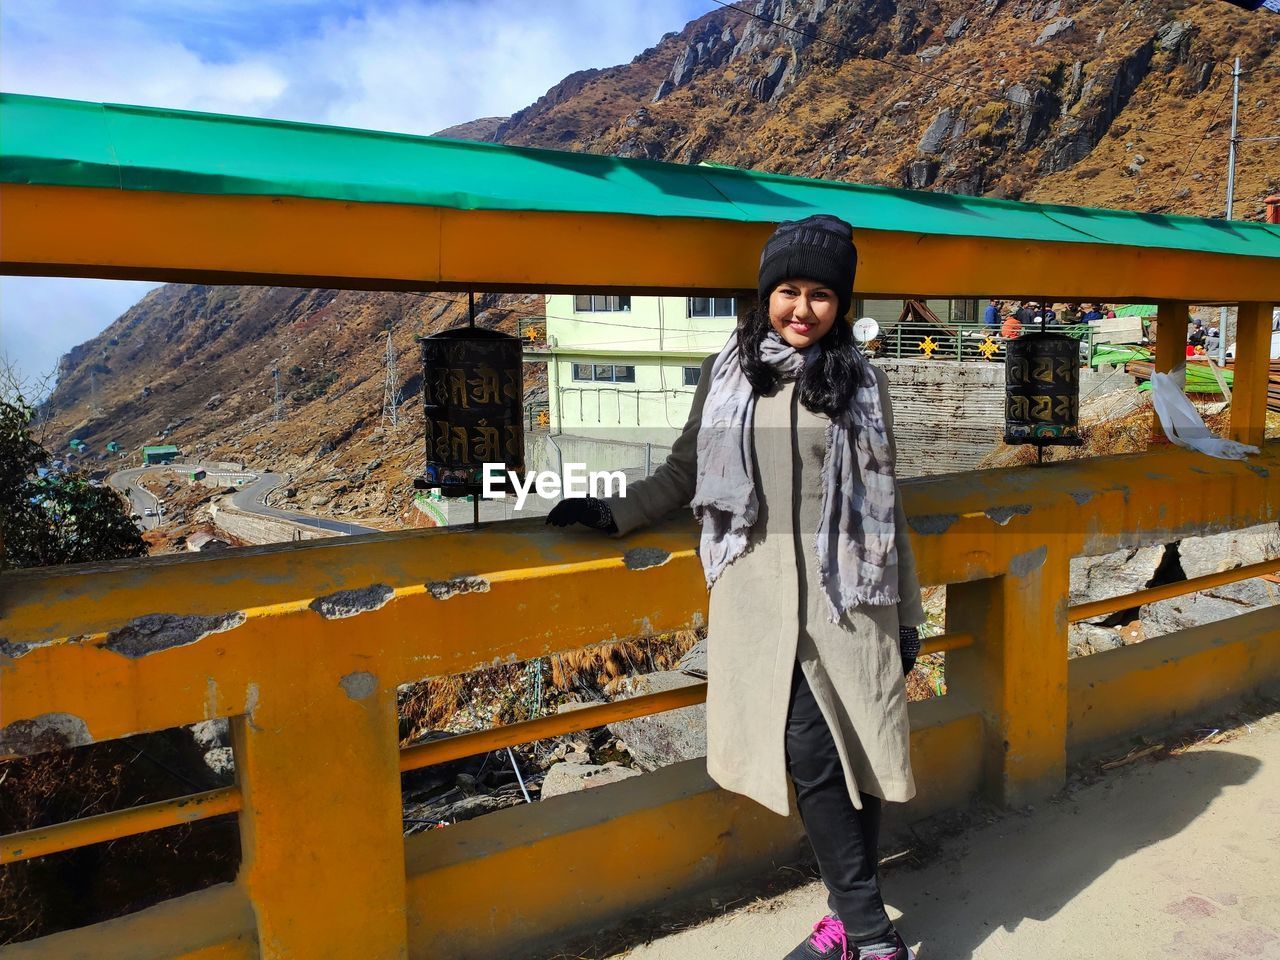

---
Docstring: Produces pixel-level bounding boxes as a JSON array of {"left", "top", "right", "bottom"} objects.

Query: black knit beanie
[{"left": 757, "top": 214, "right": 857, "bottom": 320}]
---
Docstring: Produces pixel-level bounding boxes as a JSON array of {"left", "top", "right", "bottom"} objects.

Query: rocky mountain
[
  {"left": 495, "top": 0, "right": 1278, "bottom": 215},
  {"left": 39, "top": 0, "right": 1280, "bottom": 530}
]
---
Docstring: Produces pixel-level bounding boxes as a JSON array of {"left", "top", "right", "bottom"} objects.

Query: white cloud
[
  {"left": 0, "top": 278, "right": 162, "bottom": 400},
  {"left": 1, "top": 0, "right": 716, "bottom": 133},
  {"left": 0, "top": 1, "right": 718, "bottom": 387}
]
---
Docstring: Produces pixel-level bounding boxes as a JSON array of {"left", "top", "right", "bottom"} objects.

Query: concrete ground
[{"left": 613, "top": 710, "right": 1280, "bottom": 960}]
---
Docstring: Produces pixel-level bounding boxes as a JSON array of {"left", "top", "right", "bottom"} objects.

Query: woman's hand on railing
[{"left": 546, "top": 496, "right": 619, "bottom": 533}]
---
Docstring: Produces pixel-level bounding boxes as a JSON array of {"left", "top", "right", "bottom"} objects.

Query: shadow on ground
[{"left": 891, "top": 747, "right": 1262, "bottom": 959}]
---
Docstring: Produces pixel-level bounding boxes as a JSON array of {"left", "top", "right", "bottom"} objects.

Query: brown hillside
[{"left": 41, "top": 0, "right": 1280, "bottom": 530}]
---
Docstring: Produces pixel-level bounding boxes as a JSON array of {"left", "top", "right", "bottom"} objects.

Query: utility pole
[
  {"left": 381, "top": 327, "right": 400, "bottom": 429},
  {"left": 1219, "top": 56, "right": 1241, "bottom": 366},
  {"left": 272, "top": 367, "right": 283, "bottom": 423}
]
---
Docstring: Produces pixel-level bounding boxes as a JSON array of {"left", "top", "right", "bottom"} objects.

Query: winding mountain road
[
  {"left": 108, "top": 463, "right": 378, "bottom": 537},
  {"left": 230, "top": 473, "right": 378, "bottom": 536}
]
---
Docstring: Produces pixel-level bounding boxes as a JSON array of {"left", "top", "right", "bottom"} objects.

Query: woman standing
[{"left": 548, "top": 215, "right": 925, "bottom": 960}]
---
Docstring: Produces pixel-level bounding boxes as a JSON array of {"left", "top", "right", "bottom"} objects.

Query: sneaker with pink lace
[{"left": 783, "top": 915, "right": 915, "bottom": 960}]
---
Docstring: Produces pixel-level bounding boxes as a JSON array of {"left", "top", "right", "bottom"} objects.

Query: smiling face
[{"left": 767, "top": 278, "right": 839, "bottom": 348}]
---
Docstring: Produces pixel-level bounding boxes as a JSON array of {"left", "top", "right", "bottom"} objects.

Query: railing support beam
[
  {"left": 1231, "top": 301, "right": 1274, "bottom": 448},
  {"left": 945, "top": 548, "right": 1070, "bottom": 807},
  {"left": 231, "top": 626, "right": 409, "bottom": 959},
  {"left": 1152, "top": 301, "right": 1190, "bottom": 442}
]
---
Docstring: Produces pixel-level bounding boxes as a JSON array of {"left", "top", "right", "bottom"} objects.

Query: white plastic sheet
[{"left": 1150, "top": 368, "right": 1259, "bottom": 460}]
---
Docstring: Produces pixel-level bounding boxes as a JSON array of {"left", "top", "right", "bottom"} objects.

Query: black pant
[{"left": 785, "top": 663, "right": 893, "bottom": 943}]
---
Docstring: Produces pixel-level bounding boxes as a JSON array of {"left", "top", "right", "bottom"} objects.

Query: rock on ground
[{"left": 608, "top": 670, "right": 707, "bottom": 772}]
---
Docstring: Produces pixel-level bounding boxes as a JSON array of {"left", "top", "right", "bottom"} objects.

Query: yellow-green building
[{"left": 543, "top": 293, "right": 738, "bottom": 444}]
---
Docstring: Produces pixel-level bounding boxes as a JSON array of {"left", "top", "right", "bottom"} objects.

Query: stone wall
[
  {"left": 210, "top": 504, "right": 329, "bottom": 545},
  {"left": 878, "top": 359, "right": 1132, "bottom": 477}
]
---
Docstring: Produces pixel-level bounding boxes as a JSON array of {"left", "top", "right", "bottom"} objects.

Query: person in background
[
  {"left": 1015, "top": 301, "right": 1035, "bottom": 325},
  {"left": 1082, "top": 304, "right": 1103, "bottom": 322},
  {"left": 1042, "top": 303, "right": 1058, "bottom": 325},
  {"left": 1188, "top": 320, "right": 1207, "bottom": 349},
  {"left": 1001, "top": 312, "right": 1023, "bottom": 339},
  {"left": 1060, "top": 303, "right": 1083, "bottom": 326},
  {"left": 1105, "top": 307, "right": 1117, "bottom": 319},
  {"left": 983, "top": 299, "right": 1002, "bottom": 327}
]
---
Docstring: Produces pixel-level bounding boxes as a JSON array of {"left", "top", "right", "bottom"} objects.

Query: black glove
[
  {"left": 899, "top": 624, "right": 922, "bottom": 677},
  {"left": 545, "top": 496, "right": 618, "bottom": 532}
]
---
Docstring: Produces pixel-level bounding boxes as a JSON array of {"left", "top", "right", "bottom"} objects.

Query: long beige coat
[{"left": 607, "top": 354, "right": 925, "bottom": 817}]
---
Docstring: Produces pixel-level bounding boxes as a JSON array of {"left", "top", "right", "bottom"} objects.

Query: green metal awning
[{"left": 4, "top": 92, "right": 1279, "bottom": 261}]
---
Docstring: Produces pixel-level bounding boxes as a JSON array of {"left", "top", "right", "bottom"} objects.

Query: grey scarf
[{"left": 691, "top": 331, "right": 899, "bottom": 622}]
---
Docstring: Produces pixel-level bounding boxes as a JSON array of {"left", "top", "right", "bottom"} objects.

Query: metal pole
[{"left": 1220, "top": 56, "right": 1240, "bottom": 366}]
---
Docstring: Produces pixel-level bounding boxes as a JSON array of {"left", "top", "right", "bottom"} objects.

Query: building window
[
  {"left": 574, "top": 295, "right": 632, "bottom": 312},
  {"left": 688, "top": 297, "right": 736, "bottom": 318},
  {"left": 572, "top": 363, "right": 635, "bottom": 383},
  {"left": 683, "top": 365, "right": 702, "bottom": 387}
]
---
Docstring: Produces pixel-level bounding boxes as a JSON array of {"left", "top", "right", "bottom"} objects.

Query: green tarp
[
  {"left": 1092, "top": 345, "right": 1152, "bottom": 366},
  {"left": 4, "top": 93, "right": 1280, "bottom": 260},
  {"left": 1112, "top": 304, "right": 1158, "bottom": 318},
  {"left": 1137, "top": 365, "right": 1234, "bottom": 394}
]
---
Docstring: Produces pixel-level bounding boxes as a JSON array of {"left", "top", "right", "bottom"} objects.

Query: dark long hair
[{"left": 736, "top": 299, "right": 873, "bottom": 422}]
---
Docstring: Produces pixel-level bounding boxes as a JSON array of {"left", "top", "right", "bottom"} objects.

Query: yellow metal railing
[{"left": 1, "top": 438, "right": 1277, "bottom": 959}]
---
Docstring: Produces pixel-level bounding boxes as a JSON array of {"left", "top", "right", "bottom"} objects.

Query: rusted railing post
[
  {"left": 1230, "top": 302, "right": 1275, "bottom": 448},
  {"left": 231, "top": 630, "right": 409, "bottom": 959},
  {"left": 943, "top": 546, "right": 1070, "bottom": 807}
]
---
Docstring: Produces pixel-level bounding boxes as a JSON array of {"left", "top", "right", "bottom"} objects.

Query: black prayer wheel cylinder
[
  {"left": 420, "top": 328, "right": 525, "bottom": 497},
  {"left": 1003, "top": 332, "right": 1083, "bottom": 446}
]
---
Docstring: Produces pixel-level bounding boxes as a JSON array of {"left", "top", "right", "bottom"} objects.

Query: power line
[
  {"left": 410, "top": 290, "right": 728, "bottom": 335},
  {"left": 705, "top": 0, "right": 1236, "bottom": 145},
  {"left": 1169, "top": 85, "right": 1235, "bottom": 199}
]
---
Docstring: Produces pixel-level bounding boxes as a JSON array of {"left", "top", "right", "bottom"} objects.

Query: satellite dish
[{"left": 852, "top": 317, "right": 880, "bottom": 343}]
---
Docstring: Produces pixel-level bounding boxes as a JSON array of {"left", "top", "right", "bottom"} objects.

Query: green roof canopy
[
  {"left": 142, "top": 445, "right": 180, "bottom": 454},
  {"left": 3, "top": 92, "right": 1279, "bottom": 261}
]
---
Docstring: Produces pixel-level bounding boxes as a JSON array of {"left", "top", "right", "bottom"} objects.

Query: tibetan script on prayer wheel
[
  {"left": 1004, "top": 332, "right": 1083, "bottom": 447},
  {"left": 420, "top": 327, "right": 524, "bottom": 496}
]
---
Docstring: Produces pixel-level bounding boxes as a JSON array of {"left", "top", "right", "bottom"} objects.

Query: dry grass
[{"left": 397, "top": 631, "right": 702, "bottom": 745}]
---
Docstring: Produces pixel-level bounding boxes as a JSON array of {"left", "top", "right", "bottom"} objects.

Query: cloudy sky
[{"left": 0, "top": 0, "right": 717, "bottom": 395}]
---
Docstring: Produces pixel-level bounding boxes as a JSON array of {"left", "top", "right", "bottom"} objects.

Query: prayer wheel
[
  {"left": 1003, "top": 332, "right": 1082, "bottom": 447},
  {"left": 419, "top": 326, "right": 525, "bottom": 497}
]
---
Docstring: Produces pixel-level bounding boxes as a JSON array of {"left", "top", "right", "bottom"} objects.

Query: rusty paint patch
[
  {"left": 908, "top": 513, "right": 958, "bottom": 535},
  {"left": 426, "top": 576, "right": 491, "bottom": 600},
  {"left": 623, "top": 547, "right": 670, "bottom": 571},
  {"left": 105, "top": 612, "right": 246, "bottom": 658},
  {"left": 0, "top": 712, "right": 92, "bottom": 757},
  {"left": 310, "top": 584, "right": 394, "bottom": 619},
  {"left": 1069, "top": 491, "right": 1094, "bottom": 506},
  {"left": 340, "top": 671, "right": 378, "bottom": 701},
  {"left": 1009, "top": 545, "right": 1048, "bottom": 578},
  {"left": 1246, "top": 464, "right": 1270, "bottom": 479},
  {"left": 985, "top": 504, "right": 1032, "bottom": 526},
  {"left": 0, "top": 638, "right": 40, "bottom": 659}
]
